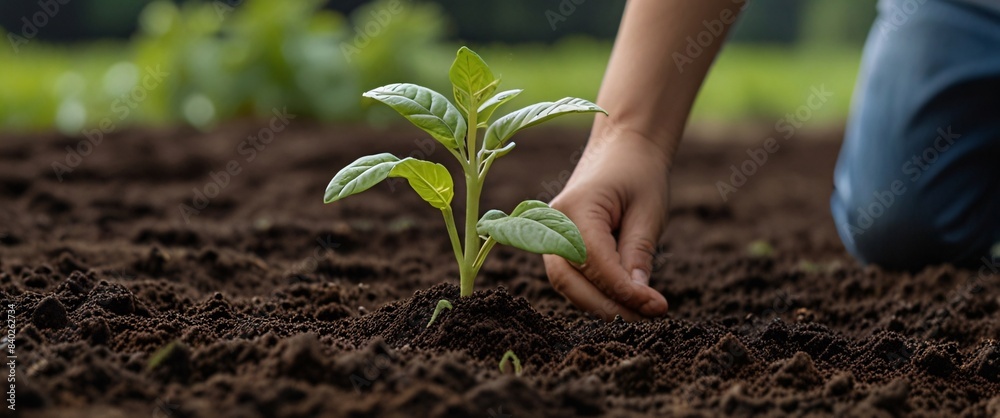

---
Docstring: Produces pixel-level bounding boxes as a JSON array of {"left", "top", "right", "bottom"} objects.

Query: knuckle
[
  {"left": 549, "top": 194, "right": 567, "bottom": 208},
  {"left": 581, "top": 263, "right": 604, "bottom": 286},
  {"left": 630, "top": 236, "right": 658, "bottom": 256},
  {"left": 612, "top": 279, "right": 641, "bottom": 305},
  {"left": 548, "top": 271, "right": 569, "bottom": 294}
]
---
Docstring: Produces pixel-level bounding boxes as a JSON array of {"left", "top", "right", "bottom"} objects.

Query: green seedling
[
  {"left": 499, "top": 350, "right": 523, "bottom": 376},
  {"left": 325, "top": 47, "right": 603, "bottom": 300},
  {"left": 426, "top": 299, "right": 453, "bottom": 327},
  {"left": 747, "top": 240, "right": 775, "bottom": 258},
  {"left": 147, "top": 341, "right": 179, "bottom": 371},
  {"left": 798, "top": 260, "right": 821, "bottom": 274}
]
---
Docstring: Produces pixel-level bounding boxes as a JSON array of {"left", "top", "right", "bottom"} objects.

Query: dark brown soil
[{"left": 2, "top": 121, "right": 998, "bottom": 417}]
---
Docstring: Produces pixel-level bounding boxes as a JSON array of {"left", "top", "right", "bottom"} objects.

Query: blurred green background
[{"left": 0, "top": 0, "right": 875, "bottom": 134}]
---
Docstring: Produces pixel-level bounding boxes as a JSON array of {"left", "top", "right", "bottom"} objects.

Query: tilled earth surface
[{"left": 2, "top": 122, "right": 998, "bottom": 417}]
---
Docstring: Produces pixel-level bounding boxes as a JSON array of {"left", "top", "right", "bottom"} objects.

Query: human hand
[{"left": 543, "top": 130, "right": 671, "bottom": 321}]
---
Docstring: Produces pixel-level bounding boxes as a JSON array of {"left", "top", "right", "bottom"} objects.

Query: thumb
[{"left": 617, "top": 198, "right": 664, "bottom": 288}]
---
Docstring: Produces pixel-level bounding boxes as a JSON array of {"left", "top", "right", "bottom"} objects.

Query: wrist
[{"left": 586, "top": 116, "right": 679, "bottom": 169}]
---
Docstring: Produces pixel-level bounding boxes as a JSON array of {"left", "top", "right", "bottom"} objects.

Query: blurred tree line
[{"left": 1, "top": 0, "right": 876, "bottom": 46}]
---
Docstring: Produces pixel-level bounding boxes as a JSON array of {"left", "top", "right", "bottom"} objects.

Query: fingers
[
  {"left": 544, "top": 255, "right": 644, "bottom": 322},
  {"left": 615, "top": 200, "right": 669, "bottom": 317},
  {"left": 574, "top": 208, "right": 669, "bottom": 317},
  {"left": 617, "top": 197, "right": 664, "bottom": 287}
]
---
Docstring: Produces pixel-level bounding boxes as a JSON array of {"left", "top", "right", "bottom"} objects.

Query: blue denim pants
[{"left": 831, "top": 0, "right": 1000, "bottom": 270}]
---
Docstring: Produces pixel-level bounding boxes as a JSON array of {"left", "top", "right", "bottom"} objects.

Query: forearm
[{"left": 591, "top": 0, "right": 747, "bottom": 165}]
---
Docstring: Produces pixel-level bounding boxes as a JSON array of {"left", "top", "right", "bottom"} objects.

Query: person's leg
[{"left": 831, "top": 0, "right": 1000, "bottom": 270}]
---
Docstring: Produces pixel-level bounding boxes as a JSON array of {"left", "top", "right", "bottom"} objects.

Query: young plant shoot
[
  {"left": 426, "top": 299, "right": 453, "bottom": 327},
  {"left": 499, "top": 350, "right": 523, "bottom": 376},
  {"left": 324, "top": 46, "right": 604, "bottom": 314}
]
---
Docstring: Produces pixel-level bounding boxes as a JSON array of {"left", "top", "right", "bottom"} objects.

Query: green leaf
[
  {"left": 479, "top": 209, "right": 506, "bottom": 224},
  {"left": 389, "top": 158, "right": 454, "bottom": 210},
  {"left": 449, "top": 46, "right": 496, "bottom": 114},
  {"left": 510, "top": 199, "right": 548, "bottom": 216},
  {"left": 324, "top": 153, "right": 400, "bottom": 203},
  {"left": 363, "top": 83, "right": 467, "bottom": 149},
  {"left": 477, "top": 89, "right": 522, "bottom": 125},
  {"left": 484, "top": 97, "right": 606, "bottom": 150},
  {"left": 476, "top": 201, "right": 586, "bottom": 263}
]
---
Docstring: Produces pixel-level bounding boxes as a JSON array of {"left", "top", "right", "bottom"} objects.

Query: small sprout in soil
[
  {"left": 387, "top": 216, "right": 417, "bottom": 233},
  {"left": 325, "top": 47, "right": 601, "bottom": 299},
  {"left": 499, "top": 350, "right": 523, "bottom": 376},
  {"left": 798, "top": 260, "right": 821, "bottom": 273},
  {"left": 427, "top": 299, "right": 453, "bottom": 327},
  {"left": 147, "top": 341, "right": 179, "bottom": 371},
  {"left": 748, "top": 240, "right": 775, "bottom": 258}
]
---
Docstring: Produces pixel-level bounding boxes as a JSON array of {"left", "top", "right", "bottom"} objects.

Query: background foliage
[{"left": 0, "top": 0, "right": 875, "bottom": 133}]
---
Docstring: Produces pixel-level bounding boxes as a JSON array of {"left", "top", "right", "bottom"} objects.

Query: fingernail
[{"left": 631, "top": 268, "right": 649, "bottom": 285}]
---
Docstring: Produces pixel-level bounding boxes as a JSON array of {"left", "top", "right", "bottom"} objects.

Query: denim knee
[{"left": 831, "top": 0, "right": 1000, "bottom": 270}]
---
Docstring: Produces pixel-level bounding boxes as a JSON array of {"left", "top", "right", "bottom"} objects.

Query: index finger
[
  {"left": 575, "top": 211, "right": 669, "bottom": 317},
  {"left": 544, "top": 254, "right": 644, "bottom": 321}
]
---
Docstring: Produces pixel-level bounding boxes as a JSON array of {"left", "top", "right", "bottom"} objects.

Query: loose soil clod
[{"left": 31, "top": 296, "right": 68, "bottom": 329}]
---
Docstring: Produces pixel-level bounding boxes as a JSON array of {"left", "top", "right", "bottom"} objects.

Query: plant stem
[
  {"left": 447, "top": 147, "right": 467, "bottom": 170},
  {"left": 442, "top": 208, "right": 463, "bottom": 267},
  {"left": 466, "top": 101, "right": 479, "bottom": 169},
  {"left": 472, "top": 237, "right": 496, "bottom": 274},
  {"left": 460, "top": 179, "right": 480, "bottom": 296},
  {"left": 460, "top": 102, "right": 481, "bottom": 297},
  {"left": 478, "top": 152, "right": 497, "bottom": 182}
]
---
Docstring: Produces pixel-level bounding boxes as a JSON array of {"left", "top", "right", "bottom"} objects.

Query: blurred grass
[
  {"left": 0, "top": 0, "right": 862, "bottom": 134},
  {"left": 479, "top": 38, "right": 861, "bottom": 125},
  {"left": 0, "top": 42, "right": 123, "bottom": 132}
]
